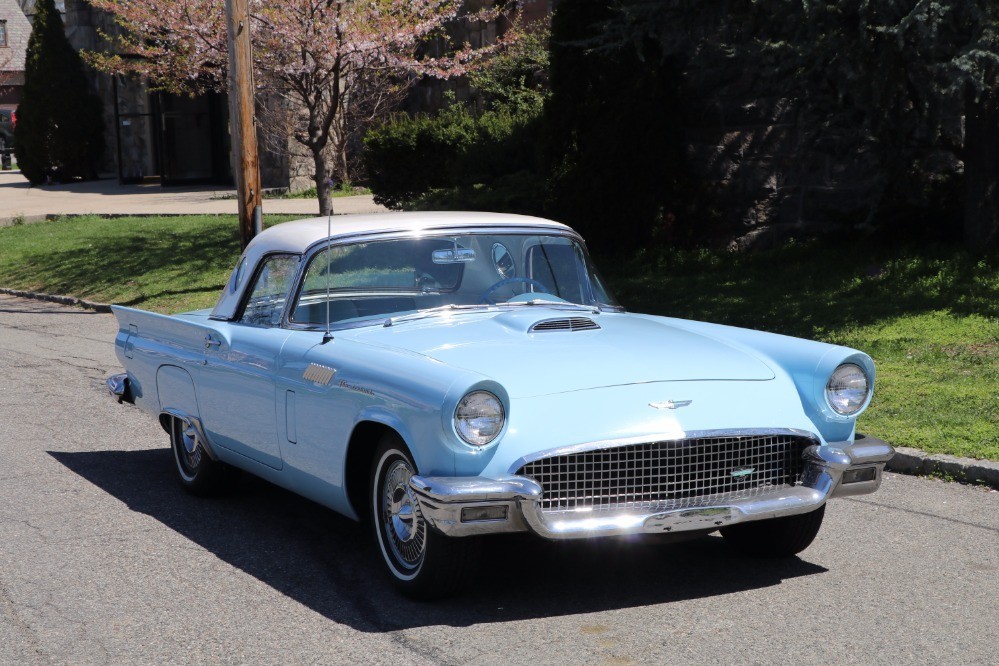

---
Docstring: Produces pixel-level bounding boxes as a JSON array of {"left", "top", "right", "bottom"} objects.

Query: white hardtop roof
[
  {"left": 211, "top": 211, "right": 576, "bottom": 320},
  {"left": 247, "top": 211, "right": 575, "bottom": 255}
]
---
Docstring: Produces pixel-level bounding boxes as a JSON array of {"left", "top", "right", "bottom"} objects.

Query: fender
[{"left": 156, "top": 365, "right": 219, "bottom": 461}]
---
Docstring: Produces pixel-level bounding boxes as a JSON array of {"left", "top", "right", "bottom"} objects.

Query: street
[{"left": 0, "top": 293, "right": 996, "bottom": 665}]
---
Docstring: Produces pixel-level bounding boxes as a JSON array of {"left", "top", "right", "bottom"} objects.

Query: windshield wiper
[
  {"left": 494, "top": 299, "right": 600, "bottom": 313},
  {"left": 383, "top": 304, "right": 494, "bottom": 327},
  {"left": 382, "top": 300, "right": 600, "bottom": 328}
]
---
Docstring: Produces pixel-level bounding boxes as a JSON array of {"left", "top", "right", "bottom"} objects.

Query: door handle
[{"left": 204, "top": 334, "right": 222, "bottom": 349}]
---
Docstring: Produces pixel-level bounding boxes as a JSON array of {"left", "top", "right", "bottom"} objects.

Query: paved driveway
[{"left": 1, "top": 294, "right": 996, "bottom": 664}]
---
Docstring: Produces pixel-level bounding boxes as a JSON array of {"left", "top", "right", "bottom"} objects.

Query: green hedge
[{"left": 362, "top": 105, "right": 543, "bottom": 210}]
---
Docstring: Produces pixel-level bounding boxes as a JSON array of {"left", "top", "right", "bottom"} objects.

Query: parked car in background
[
  {"left": 0, "top": 109, "right": 14, "bottom": 152},
  {"left": 107, "top": 212, "right": 894, "bottom": 598}
]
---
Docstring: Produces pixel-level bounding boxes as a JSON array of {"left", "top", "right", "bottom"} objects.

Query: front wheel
[
  {"left": 370, "top": 435, "right": 477, "bottom": 599},
  {"left": 720, "top": 505, "right": 826, "bottom": 557},
  {"left": 169, "top": 416, "right": 236, "bottom": 496}
]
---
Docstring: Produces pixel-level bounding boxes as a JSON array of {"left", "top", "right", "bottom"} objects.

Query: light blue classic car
[{"left": 107, "top": 212, "right": 894, "bottom": 598}]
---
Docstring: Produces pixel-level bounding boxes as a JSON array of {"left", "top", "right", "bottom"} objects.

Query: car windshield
[{"left": 289, "top": 233, "right": 619, "bottom": 327}]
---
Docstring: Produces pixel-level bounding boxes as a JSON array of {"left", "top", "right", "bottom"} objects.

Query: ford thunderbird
[{"left": 107, "top": 212, "right": 894, "bottom": 598}]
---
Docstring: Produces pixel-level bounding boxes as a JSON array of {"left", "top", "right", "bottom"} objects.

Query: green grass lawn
[
  {"left": 602, "top": 241, "right": 998, "bottom": 461},
  {"left": 1, "top": 215, "right": 995, "bottom": 459},
  {"left": 0, "top": 214, "right": 298, "bottom": 312}
]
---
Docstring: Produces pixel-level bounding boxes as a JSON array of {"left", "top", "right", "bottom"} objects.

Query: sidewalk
[{"left": 0, "top": 171, "right": 386, "bottom": 223}]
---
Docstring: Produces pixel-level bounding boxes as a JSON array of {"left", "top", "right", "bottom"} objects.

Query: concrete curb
[
  {"left": 0, "top": 288, "right": 112, "bottom": 313},
  {"left": 861, "top": 434, "right": 999, "bottom": 489}
]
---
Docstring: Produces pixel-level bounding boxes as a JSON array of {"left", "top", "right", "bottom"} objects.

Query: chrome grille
[
  {"left": 516, "top": 434, "right": 810, "bottom": 512},
  {"left": 530, "top": 317, "right": 600, "bottom": 332}
]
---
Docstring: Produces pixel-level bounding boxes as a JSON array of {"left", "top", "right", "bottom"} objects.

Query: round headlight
[
  {"left": 454, "top": 391, "right": 505, "bottom": 446},
  {"left": 826, "top": 363, "right": 870, "bottom": 415}
]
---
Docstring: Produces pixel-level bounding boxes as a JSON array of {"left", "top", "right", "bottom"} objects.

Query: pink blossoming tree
[{"left": 87, "top": 0, "right": 517, "bottom": 215}]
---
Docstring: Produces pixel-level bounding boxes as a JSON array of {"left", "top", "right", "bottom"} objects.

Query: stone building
[
  {"left": 17, "top": 0, "right": 263, "bottom": 186},
  {"left": 0, "top": 0, "right": 31, "bottom": 143}
]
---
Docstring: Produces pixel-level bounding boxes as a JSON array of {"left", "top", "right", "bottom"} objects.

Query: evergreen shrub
[
  {"left": 14, "top": 0, "right": 105, "bottom": 184},
  {"left": 363, "top": 104, "right": 541, "bottom": 210}
]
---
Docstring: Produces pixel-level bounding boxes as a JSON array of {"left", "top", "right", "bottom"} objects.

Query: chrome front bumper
[{"left": 409, "top": 440, "right": 894, "bottom": 539}]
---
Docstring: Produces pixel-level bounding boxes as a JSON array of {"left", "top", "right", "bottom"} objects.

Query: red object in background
[{"left": 10, "top": 111, "right": 15, "bottom": 128}]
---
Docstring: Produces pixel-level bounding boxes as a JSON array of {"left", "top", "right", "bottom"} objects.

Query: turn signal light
[
  {"left": 842, "top": 467, "right": 877, "bottom": 484},
  {"left": 460, "top": 506, "right": 508, "bottom": 522}
]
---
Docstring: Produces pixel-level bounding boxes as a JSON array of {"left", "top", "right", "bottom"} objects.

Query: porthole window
[{"left": 492, "top": 243, "right": 515, "bottom": 279}]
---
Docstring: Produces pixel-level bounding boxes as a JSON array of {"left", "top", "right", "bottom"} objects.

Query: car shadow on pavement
[{"left": 50, "top": 448, "right": 828, "bottom": 632}]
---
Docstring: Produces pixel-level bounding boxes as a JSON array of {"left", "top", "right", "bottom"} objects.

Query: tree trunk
[
  {"left": 313, "top": 146, "right": 331, "bottom": 217},
  {"left": 329, "top": 113, "right": 350, "bottom": 185},
  {"left": 335, "top": 139, "right": 350, "bottom": 186},
  {"left": 963, "top": 86, "right": 999, "bottom": 251}
]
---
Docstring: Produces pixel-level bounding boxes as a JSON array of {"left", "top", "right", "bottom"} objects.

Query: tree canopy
[
  {"left": 87, "top": 0, "right": 518, "bottom": 215},
  {"left": 593, "top": 0, "right": 999, "bottom": 249}
]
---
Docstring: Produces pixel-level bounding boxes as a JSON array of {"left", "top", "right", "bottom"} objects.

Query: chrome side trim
[
  {"left": 302, "top": 363, "right": 336, "bottom": 386},
  {"left": 507, "top": 428, "right": 818, "bottom": 473},
  {"left": 160, "top": 409, "right": 220, "bottom": 461},
  {"left": 106, "top": 373, "right": 134, "bottom": 404}
]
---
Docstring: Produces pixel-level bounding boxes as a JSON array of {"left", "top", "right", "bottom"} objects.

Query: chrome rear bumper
[
  {"left": 409, "top": 440, "right": 894, "bottom": 539},
  {"left": 106, "top": 373, "right": 134, "bottom": 404}
]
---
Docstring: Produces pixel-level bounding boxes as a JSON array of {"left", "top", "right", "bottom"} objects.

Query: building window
[{"left": 0, "top": 21, "right": 8, "bottom": 48}]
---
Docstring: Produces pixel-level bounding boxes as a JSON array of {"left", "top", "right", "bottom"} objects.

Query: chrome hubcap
[
  {"left": 174, "top": 420, "right": 202, "bottom": 473},
  {"left": 381, "top": 459, "right": 426, "bottom": 569},
  {"left": 389, "top": 488, "right": 416, "bottom": 542},
  {"left": 181, "top": 425, "right": 199, "bottom": 455}
]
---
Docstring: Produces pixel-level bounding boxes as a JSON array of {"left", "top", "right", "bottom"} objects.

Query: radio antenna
[{"left": 322, "top": 179, "right": 334, "bottom": 344}]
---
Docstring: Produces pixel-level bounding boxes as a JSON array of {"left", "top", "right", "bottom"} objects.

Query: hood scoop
[{"left": 530, "top": 317, "right": 600, "bottom": 333}]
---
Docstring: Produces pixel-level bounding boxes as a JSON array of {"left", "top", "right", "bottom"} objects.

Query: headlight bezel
[
  {"left": 825, "top": 362, "right": 872, "bottom": 417},
  {"left": 453, "top": 390, "right": 506, "bottom": 447}
]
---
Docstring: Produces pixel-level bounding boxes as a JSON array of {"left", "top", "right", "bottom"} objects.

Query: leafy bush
[
  {"left": 405, "top": 171, "right": 546, "bottom": 215},
  {"left": 468, "top": 27, "right": 551, "bottom": 115},
  {"left": 363, "top": 103, "right": 542, "bottom": 210}
]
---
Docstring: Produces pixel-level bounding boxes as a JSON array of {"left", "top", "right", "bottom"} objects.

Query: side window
[
  {"left": 526, "top": 242, "right": 586, "bottom": 304},
  {"left": 238, "top": 255, "right": 300, "bottom": 327}
]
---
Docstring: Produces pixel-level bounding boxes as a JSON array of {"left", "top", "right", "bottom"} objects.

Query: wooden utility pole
[{"left": 225, "top": 0, "right": 261, "bottom": 250}]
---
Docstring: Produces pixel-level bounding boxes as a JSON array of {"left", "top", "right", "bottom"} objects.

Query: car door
[{"left": 198, "top": 253, "right": 300, "bottom": 470}]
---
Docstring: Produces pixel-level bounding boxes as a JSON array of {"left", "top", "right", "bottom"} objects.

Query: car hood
[{"left": 347, "top": 309, "right": 775, "bottom": 398}]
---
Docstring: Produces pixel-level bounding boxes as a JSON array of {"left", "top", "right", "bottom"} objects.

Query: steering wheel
[{"left": 479, "top": 277, "right": 549, "bottom": 304}]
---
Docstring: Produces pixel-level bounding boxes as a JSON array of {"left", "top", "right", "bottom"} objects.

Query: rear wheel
[
  {"left": 370, "top": 434, "right": 477, "bottom": 599},
  {"left": 720, "top": 505, "right": 826, "bottom": 557},
  {"left": 169, "top": 416, "right": 236, "bottom": 495}
]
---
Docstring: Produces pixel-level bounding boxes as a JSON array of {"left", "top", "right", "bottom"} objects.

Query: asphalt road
[{"left": 1, "top": 293, "right": 996, "bottom": 665}]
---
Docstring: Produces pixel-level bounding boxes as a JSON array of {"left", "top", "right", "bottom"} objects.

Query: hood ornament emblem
[{"left": 649, "top": 400, "right": 692, "bottom": 410}]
